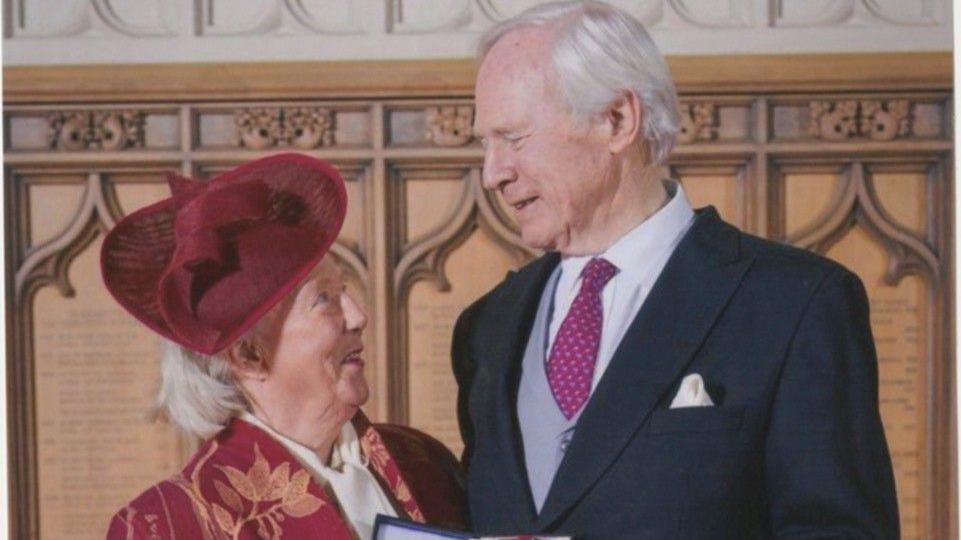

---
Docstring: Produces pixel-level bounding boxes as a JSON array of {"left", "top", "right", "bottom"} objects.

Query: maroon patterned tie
[{"left": 546, "top": 257, "right": 619, "bottom": 419}]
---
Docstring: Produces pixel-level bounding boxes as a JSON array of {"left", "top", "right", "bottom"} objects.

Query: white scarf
[{"left": 241, "top": 413, "right": 398, "bottom": 539}]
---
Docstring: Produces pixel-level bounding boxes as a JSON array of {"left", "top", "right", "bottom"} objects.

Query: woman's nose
[{"left": 342, "top": 292, "right": 368, "bottom": 332}]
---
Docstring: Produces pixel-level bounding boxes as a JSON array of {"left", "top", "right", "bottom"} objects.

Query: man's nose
[
  {"left": 342, "top": 292, "right": 368, "bottom": 333},
  {"left": 481, "top": 144, "right": 517, "bottom": 191}
]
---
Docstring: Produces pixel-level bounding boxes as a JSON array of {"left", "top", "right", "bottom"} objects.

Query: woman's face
[{"left": 255, "top": 256, "right": 369, "bottom": 425}]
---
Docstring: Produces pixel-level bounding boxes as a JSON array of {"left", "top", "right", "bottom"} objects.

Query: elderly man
[{"left": 452, "top": 1, "right": 899, "bottom": 538}]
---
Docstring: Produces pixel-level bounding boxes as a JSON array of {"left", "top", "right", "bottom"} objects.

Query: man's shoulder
[
  {"left": 733, "top": 226, "right": 858, "bottom": 298},
  {"left": 459, "top": 252, "right": 557, "bottom": 318}
]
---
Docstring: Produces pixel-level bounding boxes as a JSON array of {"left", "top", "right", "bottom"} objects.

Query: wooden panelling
[
  {"left": 4, "top": 55, "right": 954, "bottom": 539},
  {"left": 3, "top": 53, "right": 952, "bottom": 104}
]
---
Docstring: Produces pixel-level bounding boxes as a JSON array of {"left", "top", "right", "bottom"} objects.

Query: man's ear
[
  {"left": 224, "top": 339, "right": 269, "bottom": 382},
  {"left": 603, "top": 90, "right": 643, "bottom": 154}
]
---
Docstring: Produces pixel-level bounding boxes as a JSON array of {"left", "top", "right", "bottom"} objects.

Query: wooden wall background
[{"left": 4, "top": 54, "right": 954, "bottom": 539}]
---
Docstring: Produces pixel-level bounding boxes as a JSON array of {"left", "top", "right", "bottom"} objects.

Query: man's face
[{"left": 473, "top": 28, "right": 618, "bottom": 254}]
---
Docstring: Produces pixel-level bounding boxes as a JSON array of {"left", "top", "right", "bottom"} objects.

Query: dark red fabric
[
  {"left": 106, "top": 415, "right": 467, "bottom": 539},
  {"left": 101, "top": 153, "right": 347, "bottom": 355}
]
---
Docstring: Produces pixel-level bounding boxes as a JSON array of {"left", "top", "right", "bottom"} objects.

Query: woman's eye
[{"left": 313, "top": 292, "right": 331, "bottom": 307}]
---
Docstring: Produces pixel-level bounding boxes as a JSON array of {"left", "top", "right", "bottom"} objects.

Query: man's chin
[{"left": 519, "top": 228, "right": 558, "bottom": 252}]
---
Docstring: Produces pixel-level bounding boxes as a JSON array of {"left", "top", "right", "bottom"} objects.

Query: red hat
[{"left": 101, "top": 153, "right": 347, "bottom": 355}]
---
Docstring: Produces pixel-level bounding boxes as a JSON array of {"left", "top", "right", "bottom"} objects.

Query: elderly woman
[{"left": 102, "top": 154, "right": 465, "bottom": 539}]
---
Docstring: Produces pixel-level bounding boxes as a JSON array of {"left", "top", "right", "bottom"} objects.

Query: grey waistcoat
[{"left": 516, "top": 269, "right": 585, "bottom": 513}]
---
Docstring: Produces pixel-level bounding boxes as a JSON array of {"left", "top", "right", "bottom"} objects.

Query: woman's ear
[
  {"left": 603, "top": 90, "right": 643, "bottom": 155},
  {"left": 225, "top": 339, "right": 269, "bottom": 383}
]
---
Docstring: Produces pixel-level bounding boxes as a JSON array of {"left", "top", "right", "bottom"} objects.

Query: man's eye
[{"left": 507, "top": 135, "right": 526, "bottom": 148}]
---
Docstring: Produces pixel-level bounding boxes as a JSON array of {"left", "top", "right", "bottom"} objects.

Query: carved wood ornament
[
  {"left": 47, "top": 110, "right": 146, "bottom": 151},
  {"left": 393, "top": 167, "right": 532, "bottom": 298},
  {"left": 425, "top": 106, "right": 474, "bottom": 147},
  {"left": 3, "top": 58, "right": 954, "bottom": 540},
  {"left": 234, "top": 107, "right": 335, "bottom": 149},
  {"left": 809, "top": 99, "right": 913, "bottom": 141},
  {"left": 677, "top": 102, "right": 718, "bottom": 144},
  {"left": 785, "top": 162, "right": 939, "bottom": 285}
]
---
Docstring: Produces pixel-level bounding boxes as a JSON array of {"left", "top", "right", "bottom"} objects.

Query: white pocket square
[{"left": 669, "top": 373, "right": 715, "bottom": 408}]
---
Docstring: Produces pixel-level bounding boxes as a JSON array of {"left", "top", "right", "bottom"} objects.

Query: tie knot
[{"left": 580, "top": 257, "right": 618, "bottom": 293}]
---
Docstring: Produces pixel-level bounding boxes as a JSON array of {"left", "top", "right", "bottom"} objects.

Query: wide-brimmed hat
[{"left": 101, "top": 153, "right": 347, "bottom": 355}]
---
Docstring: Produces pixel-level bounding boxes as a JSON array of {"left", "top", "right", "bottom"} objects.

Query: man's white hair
[
  {"left": 156, "top": 340, "right": 248, "bottom": 440},
  {"left": 478, "top": 0, "right": 680, "bottom": 166}
]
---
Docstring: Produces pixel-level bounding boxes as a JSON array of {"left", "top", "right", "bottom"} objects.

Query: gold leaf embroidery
[
  {"left": 360, "top": 427, "right": 426, "bottom": 522},
  {"left": 248, "top": 444, "right": 271, "bottom": 501},
  {"left": 266, "top": 462, "right": 290, "bottom": 501},
  {"left": 284, "top": 469, "right": 311, "bottom": 503},
  {"left": 211, "top": 503, "right": 235, "bottom": 533},
  {"left": 363, "top": 433, "right": 391, "bottom": 473},
  {"left": 168, "top": 436, "right": 334, "bottom": 536},
  {"left": 213, "top": 479, "right": 244, "bottom": 514},
  {"left": 282, "top": 492, "right": 324, "bottom": 518},
  {"left": 256, "top": 519, "right": 271, "bottom": 538},
  {"left": 409, "top": 507, "right": 426, "bottom": 522},
  {"left": 216, "top": 465, "right": 256, "bottom": 501},
  {"left": 395, "top": 481, "right": 412, "bottom": 503}
]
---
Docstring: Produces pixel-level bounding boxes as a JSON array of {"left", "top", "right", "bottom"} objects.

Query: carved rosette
[
  {"left": 809, "top": 100, "right": 913, "bottom": 141},
  {"left": 425, "top": 106, "right": 473, "bottom": 147},
  {"left": 676, "top": 103, "right": 717, "bottom": 144},
  {"left": 809, "top": 100, "right": 859, "bottom": 140},
  {"left": 860, "top": 100, "right": 912, "bottom": 141},
  {"left": 234, "top": 107, "right": 335, "bottom": 149},
  {"left": 47, "top": 111, "right": 146, "bottom": 151},
  {"left": 284, "top": 107, "right": 335, "bottom": 148}
]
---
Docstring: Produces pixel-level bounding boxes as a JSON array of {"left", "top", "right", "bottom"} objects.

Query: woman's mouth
[{"left": 341, "top": 348, "right": 364, "bottom": 368}]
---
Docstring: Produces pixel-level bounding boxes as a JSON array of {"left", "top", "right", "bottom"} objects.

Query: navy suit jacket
[{"left": 452, "top": 208, "right": 899, "bottom": 539}]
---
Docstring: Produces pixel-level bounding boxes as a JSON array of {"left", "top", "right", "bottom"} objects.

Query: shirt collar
[{"left": 558, "top": 180, "right": 694, "bottom": 292}]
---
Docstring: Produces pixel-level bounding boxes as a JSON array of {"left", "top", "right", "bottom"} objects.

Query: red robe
[{"left": 106, "top": 414, "right": 466, "bottom": 539}]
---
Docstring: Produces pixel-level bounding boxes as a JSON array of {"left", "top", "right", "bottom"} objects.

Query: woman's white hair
[
  {"left": 156, "top": 339, "right": 249, "bottom": 440},
  {"left": 478, "top": 0, "right": 680, "bottom": 166}
]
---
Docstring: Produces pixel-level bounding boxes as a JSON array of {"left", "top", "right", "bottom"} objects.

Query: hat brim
[{"left": 101, "top": 153, "right": 348, "bottom": 355}]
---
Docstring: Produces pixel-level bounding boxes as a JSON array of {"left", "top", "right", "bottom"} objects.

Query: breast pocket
[{"left": 646, "top": 405, "right": 746, "bottom": 435}]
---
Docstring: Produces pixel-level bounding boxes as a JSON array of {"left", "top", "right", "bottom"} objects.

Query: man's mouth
[{"left": 512, "top": 196, "right": 538, "bottom": 211}]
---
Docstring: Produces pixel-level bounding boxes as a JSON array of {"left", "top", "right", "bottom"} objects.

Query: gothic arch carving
[
  {"left": 393, "top": 167, "right": 533, "bottom": 301},
  {"left": 14, "top": 173, "right": 121, "bottom": 303},
  {"left": 785, "top": 162, "right": 941, "bottom": 286}
]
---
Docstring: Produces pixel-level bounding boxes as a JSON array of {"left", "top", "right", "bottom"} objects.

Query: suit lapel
[
  {"left": 537, "top": 208, "right": 754, "bottom": 528},
  {"left": 485, "top": 252, "right": 560, "bottom": 525}
]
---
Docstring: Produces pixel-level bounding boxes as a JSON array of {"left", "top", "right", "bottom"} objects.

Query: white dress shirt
[
  {"left": 241, "top": 412, "right": 397, "bottom": 539},
  {"left": 547, "top": 180, "right": 695, "bottom": 393}
]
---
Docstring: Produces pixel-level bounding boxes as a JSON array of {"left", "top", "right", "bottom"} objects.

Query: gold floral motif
[
  {"left": 170, "top": 442, "right": 326, "bottom": 540},
  {"left": 214, "top": 479, "right": 244, "bottom": 513},
  {"left": 360, "top": 429, "right": 426, "bottom": 523}
]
